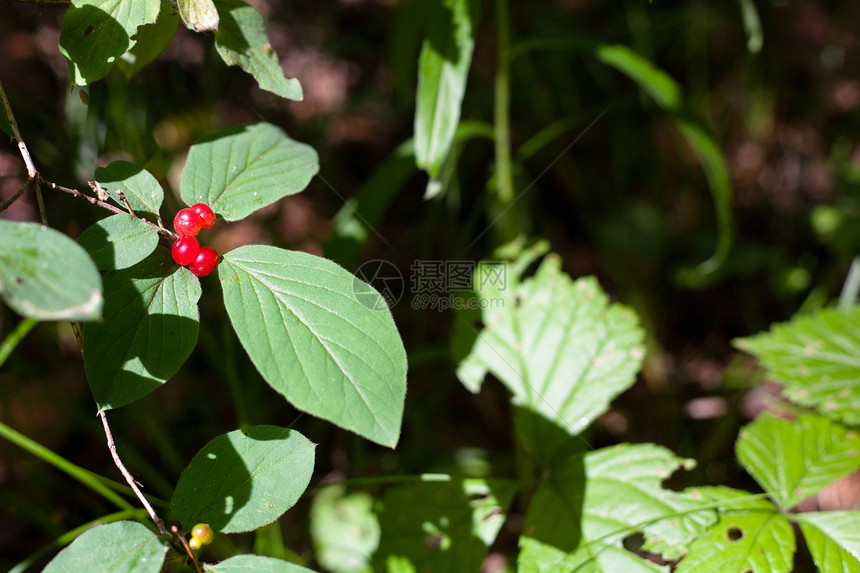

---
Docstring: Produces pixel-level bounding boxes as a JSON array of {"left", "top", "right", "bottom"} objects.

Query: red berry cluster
[{"left": 171, "top": 203, "right": 218, "bottom": 277}]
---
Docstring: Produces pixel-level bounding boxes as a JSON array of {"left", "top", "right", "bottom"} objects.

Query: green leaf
[
  {"left": 734, "top": 306, "right": 860, "bottom": 425},
  {"left": 519, "top": 444, "right": 714, "bottom": 573},
  {"left": 310, "top": 486, "right": 380, "bottom": 573},
  {"left": 676, "top": 487, "right": 794, "bottom": 573},
  {"left": 77, "top": 214, "right": 160, "bottom": 271},
  {"left": 374, "top": 478, "right": 516, "bottom": 573},
  {"left": 172, "top": 426, "right": 315, "bottom": 534},
  {"left": 414, "top": 0, "right": 480, "bottom": 178},
  {"left": 117, "top": 0, "right": 181, "bottom": 78},
  {"left": 735, "top": 412, "right": 860, "bottom": 510},
  {"left": 205, "top": 554, "right": 316, "bottom": 573},
  {"left": 177, "top": 0, "right": 220, "bottom": 31},
  {"left": 456, "top": 246, "right": 645, "bottom": 435},
  {"left": 213, "top": 0, "right": 303, "bottom": 101},
  {"left": 59, "top": 0, "right": 161, "bottom": 85},
  {"left": 218, "top": 245, "right": 407, "bottom": 447},
  {"left": 180, "top": 123, "right": 319, "bottom": 222},
  {"left": 796, "top": 511, "right": 860, "bottom": 572},
  {"left": 83, "top": 249, "right": 200, "bottom": 410},
  {"left": 94, "top": 161, "right": 165, "bottom": 219},
  {"left": 42, "top": 520, "right": 166, "bottom": 573},
  {"left": 0, "top": 220, "right": 102, "bottom": 321}
]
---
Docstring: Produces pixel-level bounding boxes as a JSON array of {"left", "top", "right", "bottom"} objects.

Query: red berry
[
  {"left": 174, "top": 208, "right": 203, "bottom": 236},
  {"left": 171, "top": 236, "right": 200, "bottom": 266},
  {"left": 189, "top": 247, "right": 218, "bottom": 277},
  {"left": 191, "top": 203, "right": 216, "bottom": 230}
]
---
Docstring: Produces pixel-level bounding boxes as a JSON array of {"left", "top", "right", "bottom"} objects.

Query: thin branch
[
  {"left": 0, "top": 179, "right": 31, "bottom": 213},
  {"left": 172, "top": 525, "right": 203, "bottom": 573},
  {"left": 0, "top": 81, "right": 37, "bottom": 180}
]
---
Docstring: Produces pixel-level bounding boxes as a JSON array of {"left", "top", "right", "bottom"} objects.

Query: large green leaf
[
  {"left": 519, "top": 443, "right": 714, "bottom": 572},
  {"left": 213, "top": 0, "right": 303, "bottom": 101},
  {"left": 218, "top": 245, "right": 407, "bottom": 448},
  {"left": 734, "top": 306, "right": 860, "bottom": 425},
  {"left": 172, "top": 426, "right": 315, "bottom": 534},
  {"left": 796, "top": 511, "right": 860, "bottom": 572},
  {"left": 676, "top": 487, "right": 794, "bottom": 573},
  {"left": 116, "top": 0, "right": 181, "bottom": 78},
  {"left": 205, "top": 555, "right": 316, "bottom": 573},
  {"left": 59, "top": 0, "right": 161, "bottom": 84},
  {"left": 735, "top": 412, "right": 860, "bottom": 510},
  {"left": 0, "top": 220, "right": 102, "bottom": 321},
  {"left": 94, "top": 161, "right": 165, "bottom": 219},
  {"left": 42, "top": 520, "right": 166, "bottom": 573},
  {"left": 77, "top": 214, "right": 160, "bottom": 271},
  {"left": 456, "top": 245, "right": 645, "bottom": 435},
  {"left": 310, "top": 486, "right": 380, "bottom": 573},
  {"left": 374, "top": 478, "right": 516, "bottom": 573},
  {"left": 180, "top": 123, "right": 319, "bottom": 222},
  {"left": 414, "top": 0, "right": 480, "bottom": 178},
  {"left": 83, "top": 249, "right": 200, "bottom": 410}
]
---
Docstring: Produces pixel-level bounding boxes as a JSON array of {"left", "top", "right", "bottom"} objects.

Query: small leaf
[
  {"left": 519, "top": 444, "right": 715, "bottom": 573},
  {"left": 59, "top": 0, "right": 161, "bottom": 85},
  {"left": 177, "top": 0, "right": 220, "bottom": 31},
  {"left": 735, "top": 306, "right": 860, "bottom": 425},
  {"left": 796, "top": 511, "right": 860, "bottom": 572},
  {"left": 676, "top": 487, "right": 795, "bottom": 573},
  {"left": 180, "top": 123, "right": 319, "bottom": 222},
  {"left": 172, "top": 426, "right": 315, "bottom": 533},
  {"left": 83, "top": 249, "right": 200, "bottom": 410},
  {"left": 310, "top": 486, "right": 380, "bottom": 573},
  {"left": 735, "top": 412, "right": 860, "bottom": 510},
  {"left": 414, "top": 0, "right": 480, "bottom": 178},
  {"left": 77, "top": 214, "right": 160, "bottom": 271},
  {"left": 205, "top": 554, "right": 316, "bottom": 573},
  {"left": 42, "top": 520, "right": 166, "bottom": 573},
  {"left": 218, "top": 245, "right": 407, "bottom": 448},
  {"left": 456, "top": 245, "right": 645, "bottom": 436},
  {"left": 117, "top": 0, "right": 181, "bottom": 78},
  {"left": 94, "top": 161, "right": 165, "bottom": 219},
  {"left": 0, "top": 220, "right": 102, "bottom": 321},
  {"left": 213, "top": 0, "right": 303, "bottom": 101}
]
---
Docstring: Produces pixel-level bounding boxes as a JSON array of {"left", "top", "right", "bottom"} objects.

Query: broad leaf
[
  {"left": 178, "top": 0, "right": 219, "bottom": 31},
  {"left": 456, "top": 246, "right": 645, "bottom": 436},
  {"left": 42, "top": 520, "right": 166, "bottom": 573},
  {"left": 676, "top": 487, "right": 794, "bottom": 573},
  {"left": 736, "top": 412, "right": 860, "bottom": 510},
  {"left": 414, "top": 0, "right": 480, "bottom": 178},
  {"left": 310, "top": 486, "right": 380, "bottom": 573},
  {"left": 374, "top": 478, "right": 516, "bottom": 573},
  {"left": 77, "top": 214, "right": 160, "bottom": 271},
  {"left": 180, "top": 123, "right": 319, "bottom": 221},
  {"left": 796, "top": 511, "right": 860, "bottom": 572},
  {"left": 83, "top": 249, "right": 200, "bottom": 410},
  {"left": 219, "top": 245, "right": 407, "bottom": 448},
  {"left": 117, "top": 0, "right": 181, "bottom": 78},
  {"left": 59, "top": 0, "right": 161, "bottom": 84},
  {"left": 94, "top": 161, "right": 165, "bottom": 219},
  {"left": 0, "top": 220, "right": 102, "bottom": 321},
  {"left": 735, "top": 306, "right": 860, "bottom": 425},
  {"left": 172, "top": 425, "right": 315, "bottom": 533},
  {"left": 205, "top": 555, "right": 316, "bottom": 573},
  {"left": 213, "top": 0, "right": 303, "bottom": 101},
  {"left": 519, "top": 444, "right": 714, "bottom": 573}
]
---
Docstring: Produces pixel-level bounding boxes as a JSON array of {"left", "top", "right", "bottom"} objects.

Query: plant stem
[
  {"left": 494, "top": 0, "right": 513, "bottom": 207},
  {"left": 838, "top": 255, "right": 860, "bottom": 310},
  {"left": 0, "top": 318, "right": 37, "bottom": 369}
]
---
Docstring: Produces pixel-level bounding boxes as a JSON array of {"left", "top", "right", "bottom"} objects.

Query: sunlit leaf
[
  {"left": 42, "top": 521, "right": 166, "bottom": 573},
  {"left": 0, "top": 220, "right": 102, "bottom": 321},
  {"left": 796, "top": 511, "right": 860, "bottom": 572},
  {"left": 218, "top": 245, "right": 407, "bottom": 448},
  {"left": 177, "top": 0, "right": 219, "bottom": 31},
  {"left": 77, "top": 214, "right": 160, "bottom": 271},
  {"left": 205, "top": 554, "right": 316, "bottom": 573},
  {"left": 94, "top": 161, "right": 165, "bottom": 219},
  {"left": 172, "top": 426, "right": 315, "bottom": 533},
  {"left": 180, "top": 123, "right": 319, "bottom": 222}
]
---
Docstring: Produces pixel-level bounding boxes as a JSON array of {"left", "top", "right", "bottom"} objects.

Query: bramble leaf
[
  {"left": 735, "top": 306, "right": 860, "bottom": 425},
  {"left": 42, "top": 521, "right": 166, "bottom": 573},
  {"left": 180, "top": 123, "right": 319, "bottom": 221},
  {"left": 83, "top": 249, "right": 200, "bottom": 409},
  {"left": 0, "top": 220, "right": 102, "bottom": 321},
  {"left": 77, "top": 214, "right": 159, "bottom": 271},
  {"left": 796, "top": 511, "right": 860, "bottom": 572},
  {"left": 205, "top": 555, "right": 316, "bottom": 573},
  {"left": 218, "top": 245, "right": 407, "bottom": 448},
  {"left": 172, "top": 426, "right": 315, "bottom": 534},
  {"left": 94, "top": 161, "right": 165, "bottom": 219}
]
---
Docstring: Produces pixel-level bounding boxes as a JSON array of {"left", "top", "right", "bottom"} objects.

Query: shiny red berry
[
  {"left": 189, "top": 247, "right": 218, "bottom": 277},
  {"left": 171, "top": 236, "right": 200, "bottom": 266},
  {"left": 191, "top": 203, "right": 216, "bottom": 230},
  {"left": 174, "top": 208, "right": 203, "bottom": 236}
]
